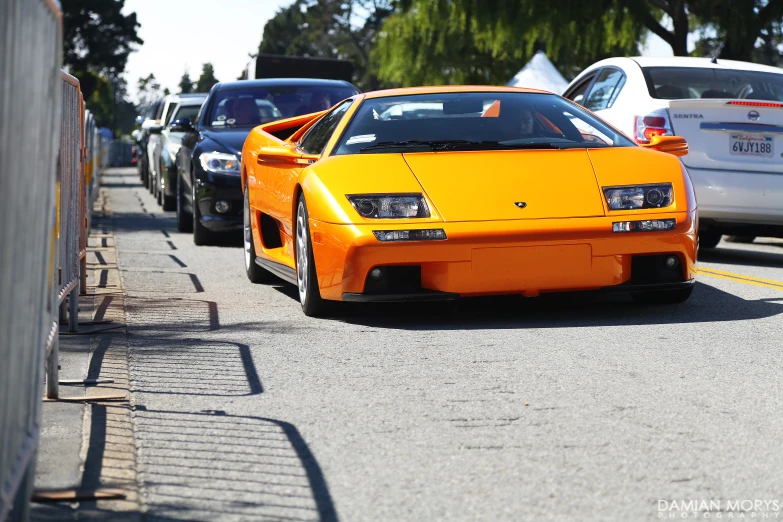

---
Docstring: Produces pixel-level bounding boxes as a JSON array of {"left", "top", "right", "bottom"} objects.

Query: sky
[
  {"left": 122, "top": 0, "right": 290, "bottom": 102},
  {"left": 121, "top": 0, "right": 686, "bottom": 102}
]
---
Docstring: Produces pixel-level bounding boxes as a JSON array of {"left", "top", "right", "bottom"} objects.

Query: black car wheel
[
  {"left": 698, "top": 229, "right": 722, "bottom": 249},
  {"left": 243, "top": 189, "right": 275, "bottom": 283},
  {"left": 176, "top": 173, "right": 192, "bottom": 233},
  {"left": 160, "top": 163, "right": 175, "bottom": 210},
  {"left": 192, "top": 180, "right": 212, "bottom": 246},
  {"left": 632, "top": 286, "right": 694, "bottom": 305},
  {"left": 724, "top": 235, "right": 756, "bottom": 244},
  {"left": 296, "top": 194, "right": 330, "bottom": 317}
]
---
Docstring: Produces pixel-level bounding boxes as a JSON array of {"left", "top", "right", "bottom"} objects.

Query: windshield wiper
[
  {"left": 359, "top": 140, "right": 473, "bottom": 152},
  {"left": 359, "top": 140, "right": 567, "bottom": 153}
]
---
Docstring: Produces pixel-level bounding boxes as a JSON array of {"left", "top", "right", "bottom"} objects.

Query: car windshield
[
  {"left": 207, "top": 85, "right": 358, "bottom": 127},
  {"left": 170, "top": 105, "right": 201, "bottom": 125},
  {"left": 333, "top": 92, "right": 634, "bottom": 155},
  {"left": 642, "top": 67, "right": 783, "bottom": 101}
]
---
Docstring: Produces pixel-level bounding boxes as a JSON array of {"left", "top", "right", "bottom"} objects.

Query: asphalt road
[{"left": 104, "top": 167, "right": 783, "bottom": 521}]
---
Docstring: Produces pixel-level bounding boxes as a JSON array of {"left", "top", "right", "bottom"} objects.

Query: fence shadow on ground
[
  {"left": 127, "top": 337, "right": 263, "bottom": 397},
  {"left": 132, "top": 408, "right": 338, "bottom": 522}
]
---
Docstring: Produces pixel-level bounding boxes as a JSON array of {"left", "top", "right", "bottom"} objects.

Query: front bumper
[
  {"left": 688, "top": 166, "right": 783, "bottom": 226},
  {"left": 309, "top": 211, "right": 698, "bottom": 302},
  {"left": 195, "top": 173, "right": 242, "bottom": 231}
]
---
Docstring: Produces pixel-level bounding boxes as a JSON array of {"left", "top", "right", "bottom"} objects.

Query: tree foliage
[
  {"left": 136, "top": 74, "right": 163, "bottom": 110},
  {"left": 375, "top": 0, "right": 783, "bottom": 87},
  {"left": 61, "top": 0, "right": 142, "bottom": 132},
  {"left": 259, "top": 0, "right": 394, "bottom": 90},
  {"left": 196, "top": 63, "right": 219, "bottom": 92},
  {"left": 179, "top": 72, "right": 195, "bottom": 94},
  {"left": 375, "top": 0, "right": 643, "bottom": 85}
]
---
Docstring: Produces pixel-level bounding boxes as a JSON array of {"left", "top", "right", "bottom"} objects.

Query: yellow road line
[{"left": 699, "top": 267, "right": 783, "bottom": 291}]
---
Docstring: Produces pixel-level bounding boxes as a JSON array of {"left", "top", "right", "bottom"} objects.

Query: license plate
[{"left": 730, "top": 134, "right": 774, "bottom": 157}]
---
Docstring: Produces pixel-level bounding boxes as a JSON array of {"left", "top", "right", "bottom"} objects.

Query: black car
[{"left": 173, "top": 78, "right": 360, "bottom": 245}]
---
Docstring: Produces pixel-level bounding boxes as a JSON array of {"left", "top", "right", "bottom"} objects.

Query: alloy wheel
[
  {"left": 296, "top": 200, "right": 308, "bottom": 303},
  {"left": 244, "top": 192, "right": 252, "bottom": 270}
]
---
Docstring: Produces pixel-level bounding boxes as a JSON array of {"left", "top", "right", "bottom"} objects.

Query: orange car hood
[{"left": 402, "top": 149, "right": 605, "bottom": 222}]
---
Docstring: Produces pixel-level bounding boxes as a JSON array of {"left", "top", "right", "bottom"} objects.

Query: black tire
[
  {"left": 160, "top": 165, "right": 175, "bottom": 210},
  {"left": 295, "top": 194, "right": 330, "bottom": 317},
  {"left": 156, "top": 179, "right": 163, "bottom": 206},
  {"left": 698, "top": 229, "right": 722, "bottom": 249},
  {"left": 243, "top": 189, "right": 276, "bottom": 283},
  {"left": 724, "top": 235, "right": 756, "bottom": 244},
  {"left": 176, "top": 173, "right": 193, "bottom": 232},
  {"left": 633, "top": 286, "right": 694, "bottom": 305},
  {"left": 192, "top": 181, "right": 213, "bottom": 246}
]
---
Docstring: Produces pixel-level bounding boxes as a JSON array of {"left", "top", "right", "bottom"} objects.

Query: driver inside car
[{"left": 227, "top": 98, "right": 260, "bottom": 126}]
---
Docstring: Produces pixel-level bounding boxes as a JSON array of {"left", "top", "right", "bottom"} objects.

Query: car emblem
[
  {"left": 748, "top": 110, "right": 760, "bottom": 121},
  {"left": 514, "top": 202, "right": 527, "bottom": 209}
]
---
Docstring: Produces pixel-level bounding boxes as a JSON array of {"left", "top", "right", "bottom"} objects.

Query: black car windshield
[
  {"left": 333, "top": 92, "right": 633, "bottom": 155},
  {"left": 642, "top": 67, "right": 783, "bottom": 101},
  {"left": 207, "top": 85, "right": 359, "bottom": 128}
]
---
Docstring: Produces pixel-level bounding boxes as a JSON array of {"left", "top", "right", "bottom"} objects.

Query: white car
[{"left": 563, "top": 57, "right": 783, "bottom": 247}]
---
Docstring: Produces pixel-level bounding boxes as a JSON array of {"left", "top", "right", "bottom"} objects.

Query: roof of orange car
[{"left": 361, "top": 85, "right": 553, "bottom": 99}]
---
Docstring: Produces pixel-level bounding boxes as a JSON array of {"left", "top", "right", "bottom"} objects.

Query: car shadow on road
[
  {"left": 332, "top": 282, "right": 783, "bottom": 330},
  {"left": 130, "top": 408, "right": 338, "bottom": 522},
  {"left": 699, "top": 246, "right": 783, "bottom": 269}
]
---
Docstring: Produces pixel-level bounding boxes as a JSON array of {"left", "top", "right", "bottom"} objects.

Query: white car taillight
[{"left": 634, "top": 108, "right": 674, "bottom": 144}]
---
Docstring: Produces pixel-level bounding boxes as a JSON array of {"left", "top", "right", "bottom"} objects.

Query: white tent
[{"left": 506, "top": 51, "right": 569, "bottom": 94}]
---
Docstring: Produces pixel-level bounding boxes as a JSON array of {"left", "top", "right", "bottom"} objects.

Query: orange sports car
[{"left": 240, "top": 86, "right": 696, "bottom": 316}]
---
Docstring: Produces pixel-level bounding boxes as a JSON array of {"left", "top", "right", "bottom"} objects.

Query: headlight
[
  {"left": 200, "top": 151, "right": 239, "bottom": 174},
  {"left": 603, "top": 183, "right": 673, "bottom": 210},
  {"left": 346, "top": 194, "right": 430, "bottom": 218}
]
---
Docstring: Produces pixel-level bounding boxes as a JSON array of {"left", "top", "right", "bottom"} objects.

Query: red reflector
[
  {"left": 642, "top": 116, "right": 667, "bottom": 127},
  {"left": 727, "top": 101, "right": 783, "bottom": 108},
  {"left": 643, "top": 128, "right": 667, "bottom": 141}
]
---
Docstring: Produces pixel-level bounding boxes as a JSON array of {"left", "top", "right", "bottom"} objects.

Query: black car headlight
[
  {"left": 346, "top": 194, "right": 430, "bottom": 218},
  {"left": 603, "top": 183, "right": 673, "bottom": 210},
  {"left": 200, "top": 151, "right": 240, "bottom": 175}
]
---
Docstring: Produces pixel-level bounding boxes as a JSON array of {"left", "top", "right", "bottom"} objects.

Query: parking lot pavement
[{"left": 99, "top": 167, "right": 783, "bottom": 521}]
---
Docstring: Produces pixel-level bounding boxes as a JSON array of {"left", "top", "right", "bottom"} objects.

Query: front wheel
[
  {"left": 192, "top": 181, "right": 213, "bottom": 246},
  {"left": 176, "top": 173, "right": 193, "bottom": 232},
  {"left": 632, "top": 286, "right": 693, "bottom": 305},
  {"left": 296, "top": 194, "right": 330, "bottom": 317},
  {"left": 244, "top": 189, "right": 275, "bottom": 283},
  {"left": 698, "top": 229, "right": 722, "bottom": 249},
  {"left": 724, "top": 235, "right": 756, "bottom": 244}
]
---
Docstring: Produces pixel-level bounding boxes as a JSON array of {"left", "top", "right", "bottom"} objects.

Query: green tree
[
  {"left": 137, "top": 74, "right": 163, "bottom": 110},
  {"left": 377, "top": 0, "right": 783, "bottom": 87},
  {"left": 689, "top": 0, "right": 783, "bottom": 60},
  {"left": 376, "top": 0, "right": 642, "bottom": 86},
  {"left": 259, "top": 0, "right": 394, "bottom": 90},
  {"left": 178, "top": 71, "right": 195, "bottom": 94},
  {"left": 196, "top": 63, "right": 219, "bottom": 92},
  {"left": 61, "top": 0, "right": 142, "bottom": 131}
]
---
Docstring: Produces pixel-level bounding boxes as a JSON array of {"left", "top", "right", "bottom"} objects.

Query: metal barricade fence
[
  {"left": 0, "top": 0, "right": 63, "bottom": 520},
  {"left": 52, "top": 73, "right": 87, "bottom": 398}
]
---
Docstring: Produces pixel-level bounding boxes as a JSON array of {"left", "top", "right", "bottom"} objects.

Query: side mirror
[
  {"left": 643, "top": 135, "right": 688, "bottom": 157},
  {"left": 170, "top": 117, "right": 194, "bottom": 133},
  {"left": 257, "top": 146, "right": 319, "bottom": 166}
]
